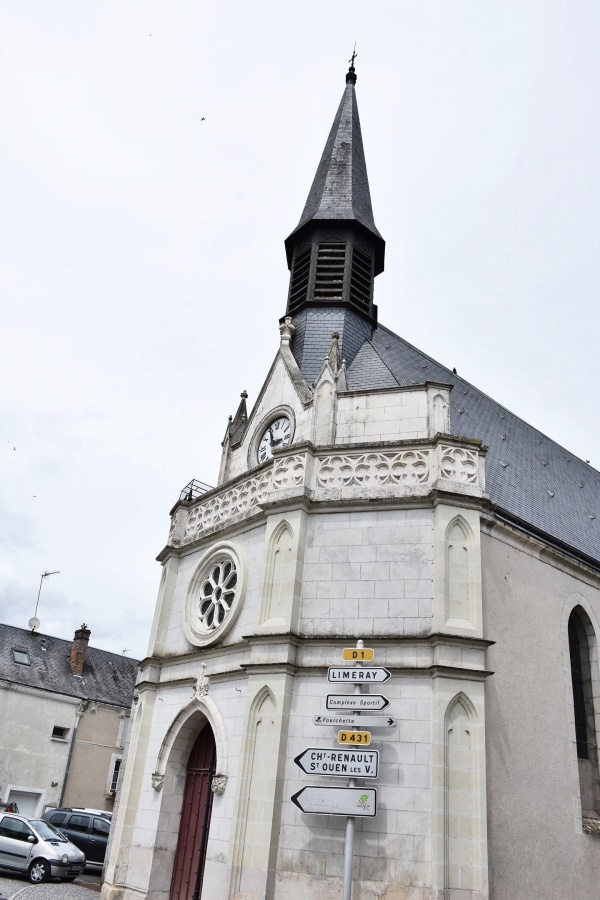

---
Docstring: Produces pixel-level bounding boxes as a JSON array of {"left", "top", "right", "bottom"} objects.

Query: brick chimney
[{"left": 69, "top": 624, "right": 91, "bottom": 675}]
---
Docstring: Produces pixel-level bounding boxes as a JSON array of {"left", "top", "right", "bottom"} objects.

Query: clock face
[{"left": 258, "top": 416, "right": 292, "bottom": 463}]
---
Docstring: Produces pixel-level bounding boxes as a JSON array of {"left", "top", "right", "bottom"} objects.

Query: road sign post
[{"left": 291, "top": 640, "right": 392, "bottom": 900}]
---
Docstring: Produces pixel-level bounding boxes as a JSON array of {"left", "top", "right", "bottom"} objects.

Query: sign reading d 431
[
  {"left": 338, "top": 730, "right": 371, "bottom": 745},
  {"left": 342, "top": 647, "right": 374, "bottom": 662}
]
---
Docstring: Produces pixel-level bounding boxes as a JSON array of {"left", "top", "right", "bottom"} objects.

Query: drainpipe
[{"left": 59, "top": 700, "right": 88, "bottom": 807}]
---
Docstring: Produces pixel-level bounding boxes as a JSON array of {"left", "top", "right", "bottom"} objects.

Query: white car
[{"left": 0, "top": 813, "right": 86, "bottom": 883}]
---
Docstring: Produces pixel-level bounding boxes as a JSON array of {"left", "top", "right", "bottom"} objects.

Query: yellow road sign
[
  {"left": 338, "top": 730, "right": 371, "bottom": 745},
  {"left": 342, "top": 648, "right": 374, "bottom": 661}
]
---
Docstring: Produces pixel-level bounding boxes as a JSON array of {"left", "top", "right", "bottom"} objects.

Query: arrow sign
[
  {"left": 314, "top": 714, "right": 397, "bottom": 728},
  {"left": 326, "top": 693, "right": 390, "bottom": 711},
  {"left": 291, "top": 786, "right": 377, "bottom": 817},
  {"left": 294, "top": 747, "right": 378, "bottom": 778},
  {"left": 327, "top": 666, "right": 391, "bottom": 684}
]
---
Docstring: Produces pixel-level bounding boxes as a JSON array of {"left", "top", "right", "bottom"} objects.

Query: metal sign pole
[{"left": 342, "top": 639, "right": 364, "bottom": 900}]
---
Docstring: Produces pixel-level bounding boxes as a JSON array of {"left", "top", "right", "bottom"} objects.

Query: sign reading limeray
[
  {"left": 326, "top": 693, "right": 390, "bottom": 711},
  {"left": 313, "top": 714, "right": 397, "bottom": 728},
  {"left": 327, "top": 667, "right": 391, "bottom": 683},
  {"left": 294, "top": 748, "right": 379, "bottom": 777},
  {"left": 291, "top": 786, "right": 378, "bottom": 817}
]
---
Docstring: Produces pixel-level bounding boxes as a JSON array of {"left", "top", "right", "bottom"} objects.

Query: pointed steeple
[
  {"left": 287, "top": 67, "right": 383, "bottom": 257},
  {"left": 284, "top": 62, "right": 385, "bottom": 324}
]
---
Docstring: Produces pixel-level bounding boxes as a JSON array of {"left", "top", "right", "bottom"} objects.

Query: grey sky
[{"left": 2, "top": 1, "right": 599, "bottom": 657}]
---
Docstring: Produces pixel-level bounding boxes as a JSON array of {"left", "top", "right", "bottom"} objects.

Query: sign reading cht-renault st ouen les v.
[{"left": 293, "top": 747, "right": 379, "bottom": 778}]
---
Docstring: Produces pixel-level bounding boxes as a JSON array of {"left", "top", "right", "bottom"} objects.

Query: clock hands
[{"left": 269, "top": 425, "right": 284, "bottom": 447}]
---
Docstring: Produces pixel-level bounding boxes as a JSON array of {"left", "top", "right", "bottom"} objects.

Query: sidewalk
[{"left": 0, "top": 873, "right": 101, "bottom": 900}]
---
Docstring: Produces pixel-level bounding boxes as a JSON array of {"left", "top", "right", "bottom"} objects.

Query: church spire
[{"left": 284, "top": 60, "right": 385, "bottom": 323}]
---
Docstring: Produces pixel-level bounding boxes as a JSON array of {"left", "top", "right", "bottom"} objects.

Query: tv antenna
[{"left": 29, "top": 570, "right": 60, "bottom": 631}]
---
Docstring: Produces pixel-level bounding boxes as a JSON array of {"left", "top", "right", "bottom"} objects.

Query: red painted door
[{"left": 169, "top": 726, "right": 216, "bottom": 900}]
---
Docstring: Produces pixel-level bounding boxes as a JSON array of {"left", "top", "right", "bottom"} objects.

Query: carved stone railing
[
  {"left": 316, "top": 449, "right": 430, "bottom": 489},
  {"left": 170, "top": 454, "right": 308, "bottom": 546},
  {"left": 168, "top": 441, "right": 484, "bottom": 547}
]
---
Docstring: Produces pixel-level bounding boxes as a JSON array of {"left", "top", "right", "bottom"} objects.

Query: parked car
[
  {"left": 42, "top": 808, "right": 110, "bottom": 866},
  {"left": 0, "top": 812, "right": 85, "bottom": 883}
]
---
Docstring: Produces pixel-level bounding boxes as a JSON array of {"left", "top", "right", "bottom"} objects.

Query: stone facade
[
  {"left": 101, "top": 328, "right": 493, "bottom": 900},
  {"left": 101, "top": 69, "right": 600, "bottom": 900}
]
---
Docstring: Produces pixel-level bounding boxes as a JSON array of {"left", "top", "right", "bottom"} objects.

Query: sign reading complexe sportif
[{"left": 326, "top": 693, "right": 390, "bottom": 711}]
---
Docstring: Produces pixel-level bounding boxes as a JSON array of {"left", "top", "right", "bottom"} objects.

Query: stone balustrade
[{"left": 168, "top": 440, "right": 485, "bottom": 548}]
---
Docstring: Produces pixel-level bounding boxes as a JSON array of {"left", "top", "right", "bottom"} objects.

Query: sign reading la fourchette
[
  {"left": 327, "top": 666, "right": 391, "bottom": 683},
  {"left": 313, "top": 714, "right": 397, "bottom": 728},
  {"left": 326, "top": 693, "right": 390, "bottom": 711},
  {"left": 291, "top": 786, "right": 377, "bottom": 817},
  {"left": 294, "top": 748, "right": 379, "bottom": 778}
]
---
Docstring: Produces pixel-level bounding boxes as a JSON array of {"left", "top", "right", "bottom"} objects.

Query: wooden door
[{"left": 169, "top": 726, "right": 216, "bottom": 900}]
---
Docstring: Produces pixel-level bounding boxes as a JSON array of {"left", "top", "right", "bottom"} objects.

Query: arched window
[
  {"left": 445, "top": 518, "right": 473, "bottom": 627},
  {"left": 260, "top": 521, "right": 294, "bottom": 626},
  {"left": 568, "top": 607, "right": 600, "bottom": 818},
  {"left": 444, "top": 694, "right": 480, "bottom": 892}
]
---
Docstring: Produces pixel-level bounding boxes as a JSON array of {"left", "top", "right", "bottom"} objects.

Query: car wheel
[{"left": 29, "top": 858, "right": 50, "bottom": 883}]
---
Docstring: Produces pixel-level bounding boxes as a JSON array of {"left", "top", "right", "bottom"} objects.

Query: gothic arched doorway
[{"left": 169, "top": 725, "right": 216, "bottom": 900}]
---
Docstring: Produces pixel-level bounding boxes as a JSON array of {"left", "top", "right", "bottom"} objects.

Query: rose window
[{"left": 198, "top": 558, "right": 238, "bottom": 631}]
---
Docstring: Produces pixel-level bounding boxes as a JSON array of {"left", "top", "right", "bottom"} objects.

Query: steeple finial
[{"left": 346, "top": 45, "right": 357, "bottom": 85}]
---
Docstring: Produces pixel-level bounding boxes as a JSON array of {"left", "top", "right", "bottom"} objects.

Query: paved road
[{"left": 0, "top": 869, "right": 101, "bottom": 899}]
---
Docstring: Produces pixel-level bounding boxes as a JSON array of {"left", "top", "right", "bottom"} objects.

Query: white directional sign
[
  {"left": 313, "top": 714, "right": 397, "bottom": 729},
  {"left": 294, "top": 748, "right": 378, "bottom": 778},
  {"left": 327, "top": 666, "right": 391, "bottom": 684},
  {"left": 326, "top": 693, "right": 390, "bottom": 711},
  {"left": 292, "top": 786, "right": 377, "bottom": 817}
]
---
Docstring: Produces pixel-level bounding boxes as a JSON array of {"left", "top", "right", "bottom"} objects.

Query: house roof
[
  {"left": 344, "top": 323, "right": 600, "bottom": 567},
  {"left": 0, "top": 624, "right": 139, "bottom": 708}
]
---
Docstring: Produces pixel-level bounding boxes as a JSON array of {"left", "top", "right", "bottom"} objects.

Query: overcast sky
[{"left": 2, "top": 1, "right": 599, "bottom": 659}]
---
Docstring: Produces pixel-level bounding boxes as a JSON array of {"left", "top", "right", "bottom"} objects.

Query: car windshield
[{"left": 30, "top": 819, "right": 67, "bottom": 842}]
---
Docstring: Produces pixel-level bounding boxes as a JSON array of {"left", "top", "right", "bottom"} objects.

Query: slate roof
[
  {"left": 344, "top": 323, "right": 600, "bottom": 567},
  {"left": 286, "top": 76, "right": 383, "bottom": 247},
  {"left": 0, "top": 624, "right": 139, "bottom": 708}
]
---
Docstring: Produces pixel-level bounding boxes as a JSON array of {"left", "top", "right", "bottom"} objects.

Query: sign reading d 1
[
  {"left": 342, "top": 647, "right": 374, "bottom": 662},
  {"left": 328, "top": 666, "right": 391, "bottom": 684}
]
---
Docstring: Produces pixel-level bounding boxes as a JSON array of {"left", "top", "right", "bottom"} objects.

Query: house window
[
  {"left": 109, "top": 758, "right": 122, "bottom": 794},
  {"left": 12, "top": 650, "right": 30, "bottom": 665},
  {"left": 52, "top": 726, "right": 70, "bottom": 741}
]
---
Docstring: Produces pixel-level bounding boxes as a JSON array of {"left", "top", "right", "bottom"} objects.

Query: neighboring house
[
  {"left": 102, "top": 64, "right": 600, "bottom": 900},
  {"left": 0, "top": 623, "right": 138, "bottom": 816}
]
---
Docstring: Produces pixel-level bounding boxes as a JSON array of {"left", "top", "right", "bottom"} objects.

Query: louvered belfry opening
[
  {"left": 314, "top": 242, "right": 346, "bottom": 301},
  {"left": 349, "top": 245, "right": 374, "bottom": 309},
  {"left": 288, "top": 245, "right": 311, "bottom": 313},
  {"left": 286, "top": 231, "right": 376, "bottom": 318}
]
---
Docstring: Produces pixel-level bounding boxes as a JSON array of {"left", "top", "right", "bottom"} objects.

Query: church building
[{"left": 101, "top": 63, "right": 600, "bottom": 900}]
